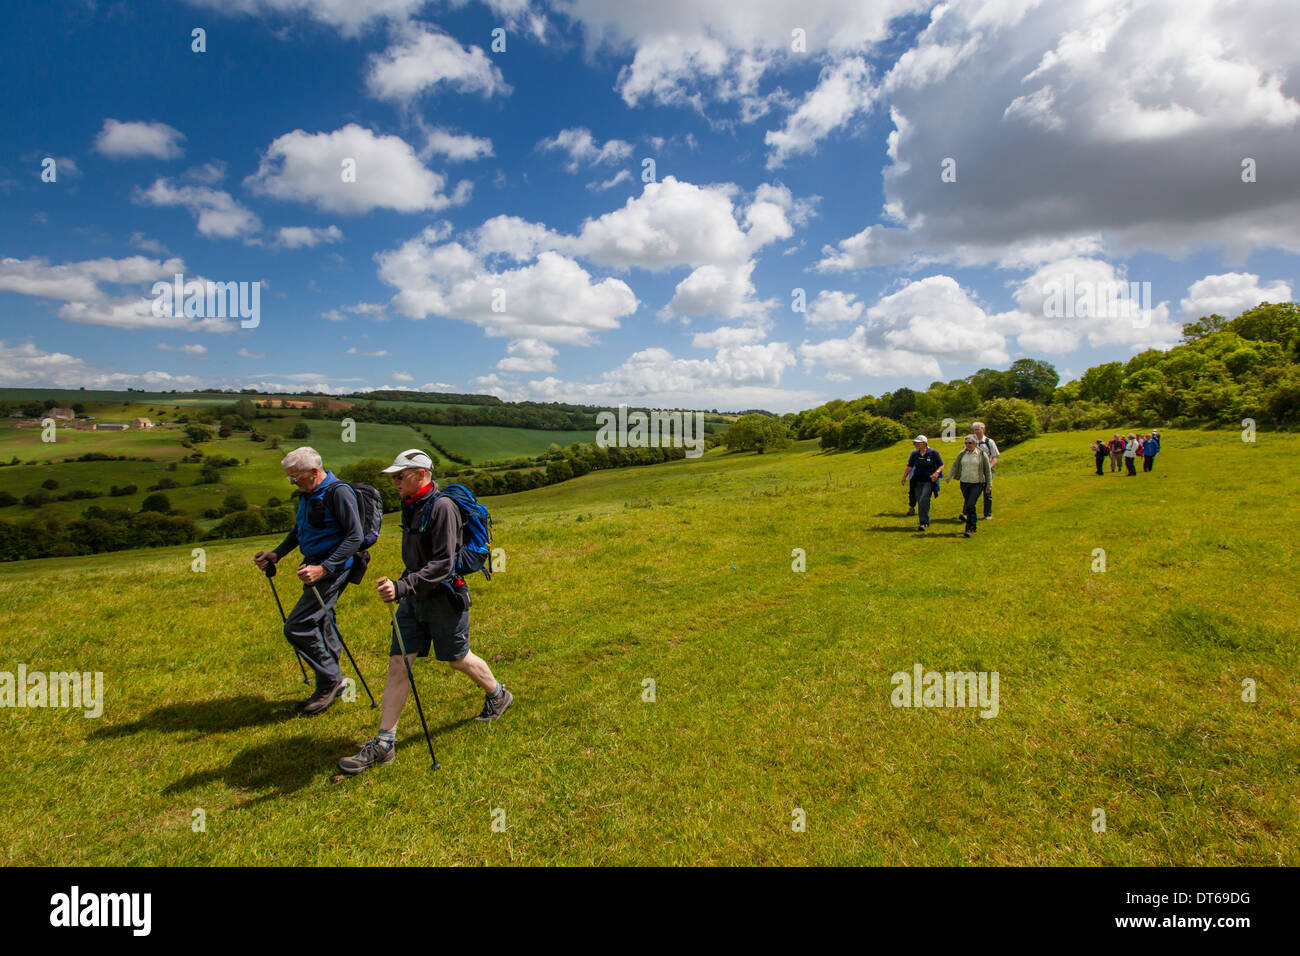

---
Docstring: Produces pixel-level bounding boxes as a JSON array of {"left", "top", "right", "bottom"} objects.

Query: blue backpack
[{"left": 421, "top": 483, "right": 494, "bottom": 581}]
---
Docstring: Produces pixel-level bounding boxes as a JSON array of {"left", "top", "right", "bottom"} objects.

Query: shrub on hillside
[
  {"left": 140, "top": 493, "right": 171, "bottom": 513},
  {"left": 60, "top": 489, "right": 103, "bottom": 501},
  {"left": 261, "top": 506, "right": 294, "bottom": 533},
  {"left": 724, "top": 414, "right": 791, "bottom": 454},
  {"left": 976, "top": 397, "right": 1041, "bottom": 447},
  {"left": 1265, "top": 366, "right": 1300, "bottom": 421},
  {"left": 206, "top": 510, "right": 266, "bottom": 540},
  {"left": 129, "top": 511, "right": 199, "bottom": 548},
  {"left": 859, "top": 415, "right": 909, "bottom": 450}
]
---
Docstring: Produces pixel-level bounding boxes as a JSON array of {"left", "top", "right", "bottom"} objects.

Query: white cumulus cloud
[
  {"left": 94, "top": 119, "right": 185, "bottom": 160},
  {"left": 246, "top": 124, "right": 471, "bottom": 214}
]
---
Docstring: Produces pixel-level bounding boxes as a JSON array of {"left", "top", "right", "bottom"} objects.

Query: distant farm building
[
  {"left": 132, "top": 417, "right": 153, "bottom": 430},
  {"left": 48, "top": 408, "right": 75, "bottom": 420},
  {"left": 95, "top": 423, "right": 130, "bottom": 431}
]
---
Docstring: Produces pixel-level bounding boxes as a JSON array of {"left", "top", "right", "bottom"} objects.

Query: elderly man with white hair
[
  {"left": 253, "top": 446, "right": 363, "bottom": 715},
  {"left": 968, "top": 420, "right": 999, "bottom": 521}
]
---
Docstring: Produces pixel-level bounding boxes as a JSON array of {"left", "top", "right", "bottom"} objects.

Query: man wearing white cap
[
  {"left": 339, "top": 449, "right": 512, "bottom": 775},
  {"left": 901, "top": 435, "right": 944, "bottom": 532}
]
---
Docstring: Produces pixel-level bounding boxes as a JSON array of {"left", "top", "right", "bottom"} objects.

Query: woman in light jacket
[
  {"left": 945, "top": 435, "right": 992, "bottom": 537},
  {"left": 1124, "top": 432, "right": 1139, "bottom": 476}
]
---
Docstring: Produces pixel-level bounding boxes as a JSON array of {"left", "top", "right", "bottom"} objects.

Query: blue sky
[{"left": 2, "top": 0, "right": 1297, "bottom": 412}]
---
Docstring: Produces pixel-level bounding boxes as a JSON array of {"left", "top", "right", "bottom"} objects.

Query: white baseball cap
[
  {"left": 381, "top": 448, "right": 434, "bottom": 473},
  {"left": 913, "top": 435, "right": 928, "bottom": 443}
]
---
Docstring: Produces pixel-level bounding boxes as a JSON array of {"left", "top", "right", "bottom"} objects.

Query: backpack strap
[
  {"left": 324, "top": 479, "right": 359, "bottom": 518},
  {"left": 417, "top": 491, "right": 443, "bottom": 533},
  {"left": 419, "top": 492, "right": 467, "bottom": 592}
]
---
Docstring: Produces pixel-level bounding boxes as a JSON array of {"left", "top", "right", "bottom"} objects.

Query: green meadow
[
  {"left": 0, "top": 417, "right": 589, "bottom": 526},
  {"left": 420, "top": 424, "right": 597, "bottom": 463},
  {"left": 0, "top": 429, "right": 1296, "bottom": 865}
]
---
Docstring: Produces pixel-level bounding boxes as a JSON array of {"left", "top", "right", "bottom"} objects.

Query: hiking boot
[
  {"left": 300, "top": 678, "right": 344, "bottom": 716},
  {"left": 963, "top": 530, "right": 972, "bottom": 538},
  {"left": 906, "top": 508, "right": 915, "bottom": 516},
  {"left": 338, "top": 736, "right": 395, "bottom": 775},
  {"left": 475, "top": 685, "right": 513, "bottom": 721}
]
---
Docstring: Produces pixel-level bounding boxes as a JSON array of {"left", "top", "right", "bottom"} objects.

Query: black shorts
[{"left": 391, "top": 591, "right": 469, "bottom": 662}]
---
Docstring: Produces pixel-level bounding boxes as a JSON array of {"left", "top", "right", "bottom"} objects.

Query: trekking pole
[
  {"left": 387, "top": 600, "right": 440, "bottom": 770},
  {"left": 264, "top": 563, "right": 312, "bottom": 684},
  {"left": 310, "top": 585, "right": 378, "bottom": 708}
]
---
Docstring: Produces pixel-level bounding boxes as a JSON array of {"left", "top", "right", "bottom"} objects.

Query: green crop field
[
  {"left": 0, "top": 418, "right": 589, "bottom": 526},
  {"left": 420, "top": 424, "right": 596, "bottom": 463},
  {"left": 0, "top": 423, "right": 428, "bottom": 524},
  {"left": 0, "top": 429, "right": 1296, "bottom": 866}
]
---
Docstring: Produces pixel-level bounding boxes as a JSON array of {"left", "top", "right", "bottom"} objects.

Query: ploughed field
[{"left": 0, "top": 429, "right": 1295, "bottom": 865}]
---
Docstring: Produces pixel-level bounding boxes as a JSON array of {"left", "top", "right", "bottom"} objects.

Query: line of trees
[
  {"left": 791, "top": 302, "right": 1300, "bottom": 451},
  {"left": 0, "top": 509, "right": 202, "bottom": 562}
]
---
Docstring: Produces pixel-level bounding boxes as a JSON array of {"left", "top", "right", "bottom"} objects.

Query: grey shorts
[{"left": 391, "top": 591, "right": 469, "bottom": 662}]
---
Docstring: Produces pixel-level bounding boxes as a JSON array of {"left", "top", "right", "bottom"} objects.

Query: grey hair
[
  {"left": 281, "top": 446, "right": 323, "bottom": 473},
  {"left": 971, "top": 421, "right": 985, "bottom": 430}
]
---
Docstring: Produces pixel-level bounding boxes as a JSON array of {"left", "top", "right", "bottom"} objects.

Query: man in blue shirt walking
[{"left": 253, "top": 446, "right": 363, "bottom": 715}]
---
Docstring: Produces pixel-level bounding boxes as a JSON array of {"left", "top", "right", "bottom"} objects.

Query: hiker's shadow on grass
[
  {"left": 425, "top": 715, "right": 479, "bottom": 737},
  {"left": 89, "top": 695, "right": 299, "bottom": 742},
  {"left": 867, "top": 525, "right": 966, "bottom": 537},
  {"left": 163, "top": 734, "right": 358, "bottom": 809}
]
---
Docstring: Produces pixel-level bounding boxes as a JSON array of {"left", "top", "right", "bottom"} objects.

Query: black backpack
[{"left": 327, "top": 481, "right": 384, "bottom": 583}]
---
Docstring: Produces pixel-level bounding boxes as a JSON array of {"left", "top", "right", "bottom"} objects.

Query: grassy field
[
  {"left": 419, "top": 424, "right": 597, "bottom": 463},
  {"left": 0, "top": 422, "right": 430, "bottom": 523},
  {"left": 0, "top": 429, "right": 1296, "bottom": 865},
  {"left": 0, "top": 417, "right": 590, "bottom": 524}
]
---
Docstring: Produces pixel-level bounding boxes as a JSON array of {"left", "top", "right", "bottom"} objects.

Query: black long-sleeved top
[{"left": 394, "top": 483, "right": 461, "bottom": 601}]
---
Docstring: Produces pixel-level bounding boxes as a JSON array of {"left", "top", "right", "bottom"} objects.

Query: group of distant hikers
[
  {"left": 1090, "top": 432, "right": 1161, "bottom": 476},
  {"left": 900, "top": 421, "right": 999, "bottom": 537},
  {"left": 251, "top": 446, "right": 512, "bottom": 776}
]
